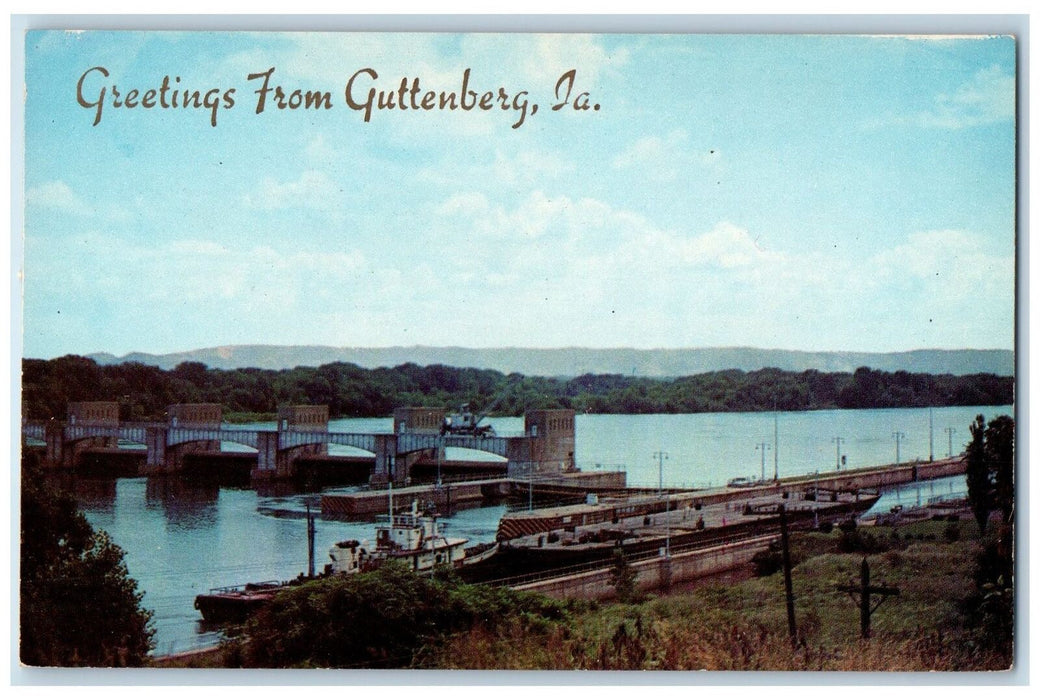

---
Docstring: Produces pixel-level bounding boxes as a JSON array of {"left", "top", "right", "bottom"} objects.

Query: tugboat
[
  {"left": 195, "top": 494, "right": 491, "bottom": 624},
  {"left": 328, "top": 499, "right": 469, "bottom": 574}
]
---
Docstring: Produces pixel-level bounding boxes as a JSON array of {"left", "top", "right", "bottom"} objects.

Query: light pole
[
  {"left": 665, "top": 490, "right": 671, "bottom": 557},
  {"left": 893, "top": 431, "right": 905, "bottom": 466},
  {"left": 928, "top": 407, "right": 934, "bottom": 462},
  {"left": 945, "top": 427, "right": 957, "bottom": 458},
  {"left": 774, "top": 407, "right": 780, "bottom": 482},
  {"left": 437, "top": 436, "right": 443, "bottom": 487},
  {"left": 654, "top": 451, "right": 669, "bottom": 495},
  {"left": 756, "top": 442, "right": 770, "bottom": 482},
  {"left": 832, "top": 436, "right": 844, "bottom": 471}
]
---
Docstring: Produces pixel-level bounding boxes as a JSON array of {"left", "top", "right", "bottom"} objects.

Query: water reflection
[
  {"left": 68, "top": 476, "right": 118, "bottom": 512},
  {"left": 144, "top": 477, "right": 220, "bottom": 531}
]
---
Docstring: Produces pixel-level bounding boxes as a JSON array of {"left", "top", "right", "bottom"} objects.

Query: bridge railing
[
  {"left": 316, "top": 432, "right": 379, "bottom": 453},
  {"left": 22, "top": 421, "right": 46, "bottom": 440}
]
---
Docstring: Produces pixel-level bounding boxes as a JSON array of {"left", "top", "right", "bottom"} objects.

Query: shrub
[
  {"left": 233, "top": 562, "right": 568, "bottom": 668},
  {"left": 20, "top": 459, "right": 155, "bottom": 666},
  {"left": 608, "top": 548, "right": 640, "bottom": 603},
  {"left": 751, "top": 542, "right": 783, "bottom": 577},
  {"left": 838, "top": 529, "right": 888, "bottom": 554}
]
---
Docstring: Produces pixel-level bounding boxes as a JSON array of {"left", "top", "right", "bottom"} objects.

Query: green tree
[
  {"left": 20, "top": 458, "right": 154, "bottom": 666},
  {"left": 608, "top": 547, "right": 640, "bottom": 603},
  {"left": 965, "top": 414, "right": 1015, "bottom": 536},
  {"left": 965, "top": 414, "right": 991, "bottom": 534},
  {"left": 986, "top": 415, "right": 1015, "bottom": 527},
  {"left": 960, "top": 413, "right": 1015, "bottom": 664}
]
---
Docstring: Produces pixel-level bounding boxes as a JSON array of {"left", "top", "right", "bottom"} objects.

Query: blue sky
[{"left": 21, "top": 31, "right": 1016, "bottom": 359}]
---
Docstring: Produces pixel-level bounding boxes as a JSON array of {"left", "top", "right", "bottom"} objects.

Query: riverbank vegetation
[
  {"left": 161, "top": 517, "right": 1011, "bottom": 672},
  {"left": 22, "top": 354, "right": 1013, "bottom": 421},
  {"left": 20, "top": 456, "right": 155, "bottom": 666}
]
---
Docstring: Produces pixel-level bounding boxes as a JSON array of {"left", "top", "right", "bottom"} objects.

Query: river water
[{"left": 67, "top": 404, "right": 1010, "bottom": 656}]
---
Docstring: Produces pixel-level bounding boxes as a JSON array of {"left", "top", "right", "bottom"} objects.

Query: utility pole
[
  {"left": 892, "top": 431, "right": 905, "bottom": 466},
  {"left": 773, "top": 405, "right": 780, "bottom": 482},
  {"left": 928, "top": 407, "right": 934, "bottom": 462},
  {"left": 654, "top": 451, "right": 669, "bottom": 495},
  {"left": 756, "top": 442, "right": 770, "bottom": 482},
  {"left": 832, "top": 436, "right": 844, "bottom": 471},
  {"left": 306, "top": 504, "right": 316, "bottom": 578},
  {"left": 945, "top": 427, "right": 956, "bottom": 458},
  {"left": 836, "top": 558, "right": 900, "bottom": 638},
  {"left": 779, "top": 504, "right": 798, "bottom": 648},
  {"left": 437, "top": 435, "right": 443, "bottom": 487},
  {"left": 665, "top": 491, "right": 671, "bottom": 556}
]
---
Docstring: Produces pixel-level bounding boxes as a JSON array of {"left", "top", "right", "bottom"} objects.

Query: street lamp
[
  {"left": 437, "top": 435, "right": 443, "bottom": 487},
  {"left": 832, "top": 436, "right": 844, "bottom": 471},
  {"left": 944, "top": 427, "right": 957, "bottom": 458},
  {"left": 654, "top": 451, "right": 669, "bottom": 495},
  {"left": 756, "top": 442, "right": 770, "bottom": 482},
  {"left": 892, "top": 431, "right": 905, "bottom": 466}
]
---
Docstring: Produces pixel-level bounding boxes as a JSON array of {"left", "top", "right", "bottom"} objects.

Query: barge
[
  {"left": 459, "top": 486, "right": 880, "bottom": 582},
  {"left": 194, "top": 580, "right": 300, "bottom": 625}
]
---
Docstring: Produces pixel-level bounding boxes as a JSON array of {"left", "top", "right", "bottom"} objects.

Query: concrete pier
[{"left": 321, "top": 470, "right": 628, "bottom": 520}]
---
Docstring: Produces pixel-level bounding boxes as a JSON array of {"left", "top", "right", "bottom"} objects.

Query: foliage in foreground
[
  {"left": 226, "top": 562, "right": 574, "bottom": 668},
  {"left": 20, "top": 458, "right": 155, "bottom": 666},
  {"left": 422, "top": 521, "right": 1012, "bottom": 671},
  {"left": 966, "top": 414, "right": 1015, "bottom": 535}
]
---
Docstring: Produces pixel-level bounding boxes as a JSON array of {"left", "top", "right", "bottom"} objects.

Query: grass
[{"left": 423, "top": 519, "right": 1011, "bottom": 671}]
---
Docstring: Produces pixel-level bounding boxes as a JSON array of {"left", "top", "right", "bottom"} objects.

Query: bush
[
  {"left": 609, "top": 548, "right": 641, "bottom": 603},
  {"left": 751, "top": 542, "right": 783, "bottom": 577},
  {"left": 233, "top": 562, "right": 569, "bottom": 668},
  {"left": 837, "top": 529, "right": 888, "bottom": 554},
  {"left": 20, "top": 459, "right": 155, "bottom": 666},
  {"left": 838, "top": 518, "right": 858, "bottom": 534}
]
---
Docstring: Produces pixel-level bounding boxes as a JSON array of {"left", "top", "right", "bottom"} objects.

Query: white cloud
[
  {"left": 869, "top": 228, "right": 1013, "bottom": 297},
  {"left": 924, "top": 65, "right": 1016, "bottom": 128},
  {"left": 244, "top": 170, "right": 340, "bottom": 212},
  {"left": 25, "top": 180, "right": 89, "bottom": 214},
  {"left": 418, "top": 187, "right": 1014, "bottom": 350},
  {"left": 612, "top": 130, "right": 722, "bottom": 181},
  {"left": 498, "top": 33, "right": 628, "bottom": 89},
  {"left": 864, "top": 64, "right": 1016, "bottom": 131},
  {"left": 493, "top": 149, "right": 576, "bottom": 187}
]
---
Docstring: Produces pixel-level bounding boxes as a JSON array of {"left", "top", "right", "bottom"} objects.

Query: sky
[{"left": 20, "top": 31, "right": 1017, "bottom": 359}]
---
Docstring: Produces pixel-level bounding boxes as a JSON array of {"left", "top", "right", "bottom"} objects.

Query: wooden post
[
  {"left": 859, "top": 556, "right": 871, "bottom": 637},
  {"left": 837, "top": 557, "right": 900, "bottom": 638},
  {"left": 779, "top": 503, "right": 798, "bottom": 647},
  {"left": 307, "top": 504, "right": 316, "bottom": 578}
]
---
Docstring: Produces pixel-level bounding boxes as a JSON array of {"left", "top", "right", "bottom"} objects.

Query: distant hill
[{"left": 82, "top": 345, "right": 1015, "bottom": 377}]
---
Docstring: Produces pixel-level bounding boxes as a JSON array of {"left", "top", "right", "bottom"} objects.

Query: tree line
[{"left": 21, "top": 355, "right": 1014, "bottom": 422}]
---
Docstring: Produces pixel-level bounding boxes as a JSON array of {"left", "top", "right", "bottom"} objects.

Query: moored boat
[
  {"left": 194, "top": 580, "right": 295, "bottom": 625},
  {"left": 195, "top": 499, "right": 472, "bottom": 624},
  {"left": 328, "top": 499, "right": 469, "bottom": 574}
]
